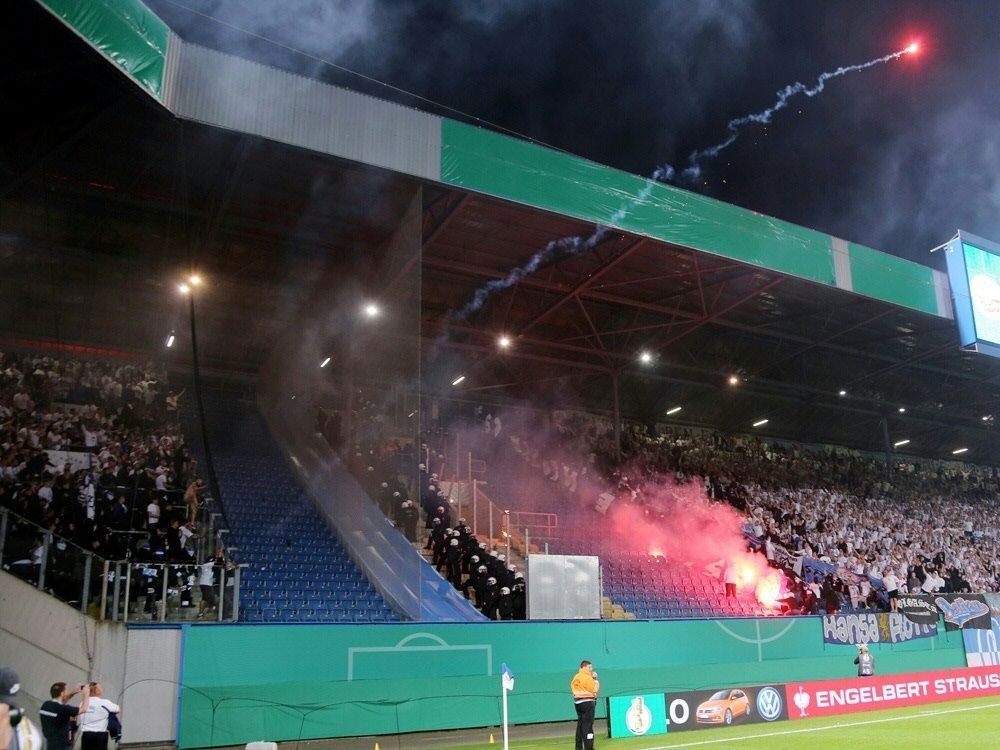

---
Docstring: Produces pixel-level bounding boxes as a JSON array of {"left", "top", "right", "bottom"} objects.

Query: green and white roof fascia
[{"left": 36, "top": 0, "right": 954, "bottom": 321}]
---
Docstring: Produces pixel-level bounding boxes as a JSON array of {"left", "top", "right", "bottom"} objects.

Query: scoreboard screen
[{"left": 945, "top": 230, "right": 1000, "bottom": 358}]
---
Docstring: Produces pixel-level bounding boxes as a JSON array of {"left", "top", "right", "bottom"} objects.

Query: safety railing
[
  {"left": 104, "top": 559, "right": 243, "bottom": 623},
  {"left": 508, "top": 511, "right": 558, "bottom": 538},
  {"left": 0, "top": 507, "right": 241, "bottom": 622}
]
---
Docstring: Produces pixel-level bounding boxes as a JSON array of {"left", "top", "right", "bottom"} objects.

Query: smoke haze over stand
[
  {"left": 444, "top": 410, "right": 785, "bottom": 607},
  {"left": 150, "top": 0, "right": 1000, "bottom": 264}
]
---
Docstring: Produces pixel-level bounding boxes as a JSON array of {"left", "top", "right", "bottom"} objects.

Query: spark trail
[
  {"left": 450, "top": 45, "right": 916, "bottom": 321},
  {"left": 681, "top": 44, "right": 918, "bottom": 182}
]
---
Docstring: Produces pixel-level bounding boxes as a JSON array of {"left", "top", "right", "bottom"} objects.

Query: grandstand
[
  {"left": 4, "top": 0, "right": 1000, "bottom": 748},
  {"left": 179, "top": 395, "right": 398, "bottom": 623}
]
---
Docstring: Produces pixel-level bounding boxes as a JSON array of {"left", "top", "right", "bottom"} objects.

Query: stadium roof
[{"left": 7, "top": 0, "right": 1000, "bottom": 464}]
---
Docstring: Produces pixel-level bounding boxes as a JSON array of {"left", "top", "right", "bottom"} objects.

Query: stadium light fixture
[
  {"left": 165, "top": 331, "right": 175, "bottom": 348},
  {"left": 189, "top": 274, "right": 202, "bottom": 287},
  {"left": 838, "top": 389, "right": 847, "bottom": 396},
  {"left": 893, "top": 439, "right": 910, "bottom": 448},
  {"left": 320, "top": 357, "right": 331, "bottom": 368},
  {"left": 639, "top": 351, "right": 653, "bottom": 365},
  {"left": 178, "top": 283, "right": 191, "bottom": 295},
  {"left": 666, "top": 406, "right": 682, "bottom": 416},
  {"left": 952, "top": 447, "right": 968, "bottom": 455},
  {"left": 983, "top": 415, "right": 993, "bottom": 422},
  {"left": 898, "top": 407, "right": 906, "bottom": 413},
  {"left": 363, "top": 302, "right": 381, "bottom": 319},
  {"left": 752, "top": 418, "right": 769, "bottom": 427},
  {"left": 451, "top": 375, "right": 466, "bottom": 386},
  {"left": 498, "top": 335, "right": 512, "bottom": 349},
  {"left": 728, "top": 375, "right": 740, "bottom": 386}
]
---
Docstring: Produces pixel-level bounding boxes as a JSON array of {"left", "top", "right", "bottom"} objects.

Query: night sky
[{"left": 149, "top": 0, "right": 1000, "bottom": 267}]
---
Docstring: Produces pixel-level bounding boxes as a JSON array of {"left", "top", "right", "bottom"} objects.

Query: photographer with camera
[
  {"left": 40, "top": 682, "right": 90, "bottom": 750},
  {"left": 1, "top": 668, "right": 44, "bottom": 750},
  {"left": 854, "top": 643, "right": 876, "bottom": 677}
]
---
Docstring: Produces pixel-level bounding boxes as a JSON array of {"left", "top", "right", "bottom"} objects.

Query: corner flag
[{"left": 501, "top": 663, "right": 515, "bottom": 692}]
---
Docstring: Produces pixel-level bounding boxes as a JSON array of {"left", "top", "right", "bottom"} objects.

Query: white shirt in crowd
[
  {"left": 198, "top": 561, "right": 215, "bottom": 586},
  {"left": 882, "top": 573, "right": 899, "bottom": 593},
  {"left": 147, "top": 502, "right": 160, "bottom": 526},
  {"left": 78, "top": 696, "right": 121, "bottom": 733},
  {"left": 179, "top": 525, "right": 194, "bottom": 551}
]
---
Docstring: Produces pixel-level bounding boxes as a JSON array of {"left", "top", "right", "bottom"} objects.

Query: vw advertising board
[{"left": 663, "top": 684, "right": 788, "bottom": 731}]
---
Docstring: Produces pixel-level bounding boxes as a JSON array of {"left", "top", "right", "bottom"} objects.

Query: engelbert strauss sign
[{"left": 822, "top": 613, "right": 936, "bottom": 645}]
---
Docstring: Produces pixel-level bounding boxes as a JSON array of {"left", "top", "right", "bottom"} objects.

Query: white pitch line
[{"left": 643, "top": 700, "right": 1000, "bottom": 749}]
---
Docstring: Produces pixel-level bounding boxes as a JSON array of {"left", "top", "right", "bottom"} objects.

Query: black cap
[{"left": 0, "top": 666, "right": 21, "bottom": 707}]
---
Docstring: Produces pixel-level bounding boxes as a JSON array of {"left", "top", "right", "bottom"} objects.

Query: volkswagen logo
[{"left": 756, "top": 687, "right": 783, "bottom": 722}]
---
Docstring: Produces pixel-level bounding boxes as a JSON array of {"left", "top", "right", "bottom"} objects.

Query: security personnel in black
[
  {"left": 497, "top": 586, "right": 514, "bottom": 620},
  {"left": 461, "top": 560, "right": 483, "bottom": 599},
  {"left": 399, "top": 501, "right": 419, "bottom": 542},
  {"left": 390, "top": 478, "right": 408, "bottom": 503},
  {"left": 512, "top": 579, "right": 527, "bottom": 620},
  {"left": 500, "top": 563, "right": 516, "bottom": 589},
  {"left": 480, "top": 576, "right": 499, "bottom": 619},
  {"left": 425, "top": 517, "right": 442, "bottom": 551},
  {"left": 486, "top": 550, "right": 501, "bottom": 578},
  {"left": 377, "top": 482, "right": 393, "bottom": 514},
  {"left": 461, "top": 529, "right": 479, "bottom": 571},
  {"left": 432, "top": 525, "right": 450, "bottom": 570},
  {"left": 471, "top": 565, "right": 490, "bottom": 606},
  {"left": 421, "top": 484, "right": 438, "bottom": 528},
  {"left": 446, "top": 537, "right": 464, "bottom": 587},
  {"left": 434, "top": 504, "right": 453, "bottom": 530}
]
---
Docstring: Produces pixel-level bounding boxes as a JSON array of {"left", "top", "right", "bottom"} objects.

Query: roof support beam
[
  {"left": 650, "top": 276, "right": 785, "bottom": 353},
  {"left": 382, "top": 192, "right": 469, "bottom": 298},
  {"left": 423, "top": 255, "right": 974, "bottom": 385},
  {"left": 432, "top": 336, "right": 611, "bottom": 373},
  {"left": 760, "top": 306, "right": 895, "bottom": 372},
  {"left": 517, "top": 237, "right": 647, "bottom": 336}
]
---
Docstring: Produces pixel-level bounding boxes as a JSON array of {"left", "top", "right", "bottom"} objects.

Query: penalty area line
[{"left": 644, "top": 700, "right": 1000, "bottom": 749}]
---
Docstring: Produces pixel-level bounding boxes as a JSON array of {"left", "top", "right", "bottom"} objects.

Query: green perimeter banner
[
  {"left": 439, "top": 120, "right": 942, "bottom": 317},
  {"left": 178, "top": 617, "right": 964, "bottom": 748}
]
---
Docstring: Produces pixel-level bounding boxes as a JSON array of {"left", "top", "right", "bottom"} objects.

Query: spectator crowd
[
  {"left": 0, "top": 350, "right": 227, "bottom": 616},
  {"left": 511, "top": 409, "right": 1000, "bottom": 612}
]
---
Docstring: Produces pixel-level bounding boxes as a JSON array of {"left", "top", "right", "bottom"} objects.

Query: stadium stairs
[{"left": 180, "top": 395, "right": 397, "bottom": 623}]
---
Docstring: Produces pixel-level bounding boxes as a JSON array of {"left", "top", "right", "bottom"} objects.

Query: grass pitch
[{"left": 450, "top": 695, "right": 1000, "bottom": 749}]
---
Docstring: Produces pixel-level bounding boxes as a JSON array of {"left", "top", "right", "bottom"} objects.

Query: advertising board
[
  {"left": 607, "top": 694, "right": 667, "bottom": 739},
  {"left": 663, "top": 684, "right": 788, "bottom": 731},
  {"left": 785, "top": 665, "right": 1000, "bottom": 720}
]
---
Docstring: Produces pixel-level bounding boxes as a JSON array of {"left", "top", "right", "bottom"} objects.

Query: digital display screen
[
  {"left": 963, "top": 241, "right": 1000, "bottom": 345},
  {"left": 944, "top": 231, "right": 1000, "bottom": 359}
]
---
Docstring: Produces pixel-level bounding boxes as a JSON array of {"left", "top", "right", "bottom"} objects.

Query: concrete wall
[{"left": 0, "top": 572, "right": 181, "bottom": 744}]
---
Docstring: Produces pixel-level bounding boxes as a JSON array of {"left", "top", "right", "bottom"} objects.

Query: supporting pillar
[
  {"left": 611, "top": 371, "right": 622, "bottom": 463},
  {"left": 880, "top": 417, "right": 893, "bottom": 480}
]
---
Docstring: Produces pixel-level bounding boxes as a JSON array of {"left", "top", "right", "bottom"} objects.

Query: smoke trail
[
  {"left": 449, "top": 164, "right": 673, "bottom": 321},
  {"left": 681, "top": 47, "right": 914, "bottom": 182},
  {"left": 450, "top": 47, "right": 912, "bottom": 321}
]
